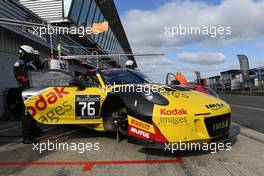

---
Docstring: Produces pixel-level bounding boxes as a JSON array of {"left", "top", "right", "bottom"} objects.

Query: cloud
[
  {"left": 177, "top": 52, "right": 226, "bottom": 65},
  {"left": 135, "top": 56, "right": 176, "bottom": 83},
  {"left": 135, "top": 56, "right": 226, "bottom": 82},
  {"left": 137, "top": 56, "right": 231, "bottom": 82},
  {"left": 255, "top": 59, "right": 264, "bottom": 66},
  {"left": 135, "top": 56, "right": 173, "bottom": 66},
  {"left": 120, "top": 0, "right": 264, "bottom": 81},
  {"left": 255, "top": 44, "right": 264, "bottom": 49},
  {"left": 122, "top": 0, "right": 264, "bottom": 51}
]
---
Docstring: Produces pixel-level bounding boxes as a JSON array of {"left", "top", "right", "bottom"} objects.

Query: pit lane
[{"left": 0, "top": 94, "right": 263, "bottom": 176}]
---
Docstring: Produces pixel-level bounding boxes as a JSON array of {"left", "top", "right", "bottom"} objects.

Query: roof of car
[
  {"left": 82, "top": 68, "right": 132, "bottom": 76},
  {"left": 86, "top": 68, "right": 129, "bottom": 73}
]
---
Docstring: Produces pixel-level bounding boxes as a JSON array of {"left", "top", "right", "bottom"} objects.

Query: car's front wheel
[{"left": 104, "top": 106, "right": 128, "bottom": 136}]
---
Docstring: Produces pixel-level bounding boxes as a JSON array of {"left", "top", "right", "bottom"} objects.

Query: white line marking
[
  {"left": 0, "top": 123, "right": 19, "bottom": 130},
  {"left": 0, "top": 126, "right": 20, "bottom": 133},
  {"left": 230, "top": 104, "right": 264, "bottom": 112}
]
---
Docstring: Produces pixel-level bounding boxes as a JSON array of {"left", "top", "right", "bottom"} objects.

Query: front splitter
[{"left": 128, "top": 123, "right": 240, "bottom": 149}]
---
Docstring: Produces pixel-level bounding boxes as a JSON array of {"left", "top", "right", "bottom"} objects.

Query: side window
[{"left": 80, "top": 73, "right": 100, "bottom": 87}]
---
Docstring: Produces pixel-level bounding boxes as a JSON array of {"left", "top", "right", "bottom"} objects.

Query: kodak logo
[
  {"left": 27, "top": 88, "right": 69, "bottom": 116},
  {"left": 160, "top": 108, "right": 188, "bottom": 116}
]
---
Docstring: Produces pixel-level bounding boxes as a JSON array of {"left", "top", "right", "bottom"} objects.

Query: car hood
[
  {"left": 108, "top": 83, "right": 229, "bottom": 115},
  {"left": 159, "top": 88, "right": 230, "bottom": 116}
]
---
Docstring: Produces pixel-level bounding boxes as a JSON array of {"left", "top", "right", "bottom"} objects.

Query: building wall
[
  {"left": 0, "top": 0, "right": 135, "bottom": 118},
  {"left": 0, "top": 27, "right": 51, "bottom": 117},
  {"left": 0, "top": 27, "right": 98, "bottom": 118},
  {"left": 0, "top": 51, "right": 18, "bottom": 118}
]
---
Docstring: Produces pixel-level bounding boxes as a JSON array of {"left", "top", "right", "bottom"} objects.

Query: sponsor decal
[
  {"left": 162, "top": 91, "right": 189, "bottom": 98},
  {"left": 130, "top": 127, "right": 149, "bottom": 138},
  {"left": 159, "top": 117, "right": 187, "bottom": 125},
  {"left": 27, "top": 88, "right": 69, "bottom": 117},
  {"left": 128, "top": 126, "right": 154, "bottom": 140},
  {"left": 213, "top": 120, "right": 229, "bottom": 131},
  {"left": 131, "top": 119, "right": 150, "bottom": 130},
  {"left": 160, "top": 108, "right": 188, "bottom": 116},
  {"left": 37, "top": 101, "right": 72, "bottom": 123},
  {"left": 205, "top": 103, "right": 225, "bottom": 111},
  {"left": 75, "top": 95, "right": 100, "bottom": 119},
  {"left": 92, "top": 21, "right": 109, "bottom": 34}
]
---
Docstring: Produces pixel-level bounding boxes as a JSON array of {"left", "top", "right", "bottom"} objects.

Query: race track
[{"left": 220, "top": 94, "right": 264, "bottom": 133}]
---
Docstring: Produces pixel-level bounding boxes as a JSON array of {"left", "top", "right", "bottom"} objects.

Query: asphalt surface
[
  {"left": 0, "top": 126, "right": 263, "bottom": 176},
  {"left": 0, "top": 94, "right": 263, "bottom": 176},
  {"left": 0, "top": 121, "right": 21, "bottom": 146},
  {"left": 220, "top": 94, "right": 264, "bottom": 133}
]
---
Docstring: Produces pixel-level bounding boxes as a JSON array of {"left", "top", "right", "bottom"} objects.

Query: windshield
[
  {"left": 28, "top": 70, "right": 74, "bottom": 87},
  {"left": 101, "top": 69, "right": 155, "bottom": 85}
]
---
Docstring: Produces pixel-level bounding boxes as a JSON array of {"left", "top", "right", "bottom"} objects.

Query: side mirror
[
  {"left": 69, "top": 79, "right": 85, "bottom": 90},
  {"left": 171, "top": 80, "right": 180, "bottom": 85}
]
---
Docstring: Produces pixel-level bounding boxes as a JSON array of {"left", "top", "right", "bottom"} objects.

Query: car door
[
  {"left": 24, "top": 70, "right": 106, "bottom": 128},
  {"left": 66, "top": 72, "right": 107, "bottom": 126}
]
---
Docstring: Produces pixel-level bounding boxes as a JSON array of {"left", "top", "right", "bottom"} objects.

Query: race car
[
  {"left": 183, "top": 83, "right": 219, "bottom": 98},
  {"left": 166, "top": 72, "right": 219, "bottom": 97},
  {"left": 22, "top": 68, "right": 239, "bottom": 147}
]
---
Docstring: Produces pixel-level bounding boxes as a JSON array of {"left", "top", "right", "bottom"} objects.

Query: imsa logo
[{"left": 213, "top": 120, "right": 229, "bottom": 131}]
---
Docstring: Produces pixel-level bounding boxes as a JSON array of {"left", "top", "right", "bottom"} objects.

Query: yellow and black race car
[{"left": 23, "top": 68, "right": 239, "bottom": 147}]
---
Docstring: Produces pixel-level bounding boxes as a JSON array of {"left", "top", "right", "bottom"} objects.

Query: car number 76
[{"left": 79, "top": 102, "right": 96, "bottom": 116}]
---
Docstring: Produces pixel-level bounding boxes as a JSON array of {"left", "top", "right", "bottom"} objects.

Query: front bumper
[{"left": 128, "top": 123, "right": 240, "bottom": 149}]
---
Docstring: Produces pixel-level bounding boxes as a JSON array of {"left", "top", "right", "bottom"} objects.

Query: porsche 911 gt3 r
[{"left": 23, "top": 68, "right": 240, "bottom": 147}]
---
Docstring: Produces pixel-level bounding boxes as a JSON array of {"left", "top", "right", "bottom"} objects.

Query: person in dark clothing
[
  {"left": 33, "top": 49, "right": 43, "bottom": 70},
  {"left": 13, "top": 45, "right": 42, "bottom": 144}
]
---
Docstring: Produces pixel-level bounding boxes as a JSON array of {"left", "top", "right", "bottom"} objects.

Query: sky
[{"left": 114, "top": 0, "right": 264, "bottom": 83}]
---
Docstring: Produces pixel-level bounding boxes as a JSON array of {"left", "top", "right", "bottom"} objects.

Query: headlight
[
  {"left": 143, "top": 90, "right": 169, "bottom": 105},
  {"left": 144, "top": 91, "right": 154, "bottom": 101}
]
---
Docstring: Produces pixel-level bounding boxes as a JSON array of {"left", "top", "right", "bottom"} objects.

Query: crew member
[
  {"left": 13, "top": 45, "right": 41, "bottom": 144},
  {"left": 125, "top": 60, "right": 134, "bottom": 69},
  {"left": 33, "top": 49, "right": 43, "bottom": 69},
  {"left": 175, "top": 72, "right": 187, "bottom": 85}
]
